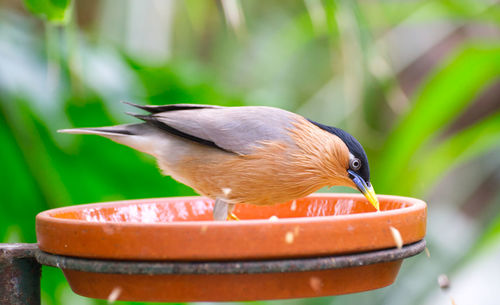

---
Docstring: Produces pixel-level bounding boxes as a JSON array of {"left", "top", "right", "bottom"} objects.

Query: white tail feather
[{"left": 57, "top": 128, "right": 128, "bottom": 136}]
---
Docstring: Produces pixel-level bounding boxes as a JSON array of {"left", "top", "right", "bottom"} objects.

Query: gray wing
[{"left": 129, "top": 104, "right": 300, "bottom": 155}]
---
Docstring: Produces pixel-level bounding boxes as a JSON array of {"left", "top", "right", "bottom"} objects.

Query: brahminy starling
[{"left": 59, "top": 103, "right": 379, "bottom": 220}]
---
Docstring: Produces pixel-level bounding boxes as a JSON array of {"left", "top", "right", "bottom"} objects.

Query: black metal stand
[
  {"left": 0, "top": 244, "right": 41, "bottom": 305},
  {"left": 36, "top": 240, "right": 426, "bottom": 275}
]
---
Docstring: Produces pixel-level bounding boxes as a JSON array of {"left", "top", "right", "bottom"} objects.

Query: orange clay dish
[
  {"left": 36, "top": 194, "right": 426, "bottom": 302},
  {"left": 37, "top": 194, "right": 426, "bottom": 261}
]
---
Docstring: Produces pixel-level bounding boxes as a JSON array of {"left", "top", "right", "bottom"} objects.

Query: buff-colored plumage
[
  {"left": 169, "top": 118, "right": 352, "bottom": 206},
  {"left": 59, "top": 103, "right": 375, "bottom": 220}
]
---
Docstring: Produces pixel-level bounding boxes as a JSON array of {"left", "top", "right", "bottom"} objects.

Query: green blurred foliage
[
  {"left": 375, "top": 43, "right": 500, "bottom": 195},
  {"left": 22, "top": 0, "right": 71, "bottom": 23},
  {"left": 1, "top": 0, "right": 500, "bottom": 304}
]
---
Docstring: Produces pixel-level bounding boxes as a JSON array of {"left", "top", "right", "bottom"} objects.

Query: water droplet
[
  {"left": 389, "top": 226, "right": 403, "bottom": 249},
  {"left": 309, "top": 276, "right": 323, "bottom": 293},
  {"left": 107, "top": 286, "right": 122, "bottom": 304},
  {"left": 438, "top": 274, "right": 450, "bottom": 289},
  {"left": 222, "top": 188, "right": 232, "bottom": 196}
]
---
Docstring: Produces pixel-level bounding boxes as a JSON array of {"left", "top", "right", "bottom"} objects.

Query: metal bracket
[
  {"left": 0, "top": 243, "right": 41, "bottom": 305},
  {"left": 35, "top": 240, "right": 426, "bottom": 275}
]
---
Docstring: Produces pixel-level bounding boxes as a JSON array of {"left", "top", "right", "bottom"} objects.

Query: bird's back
[{"left": 134, "top": 105, "right": 300, "bottom": 155}]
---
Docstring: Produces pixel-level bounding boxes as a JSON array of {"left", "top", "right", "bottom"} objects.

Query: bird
[{"left": 58, "top": 102, "right": 379, "bottom": 221}]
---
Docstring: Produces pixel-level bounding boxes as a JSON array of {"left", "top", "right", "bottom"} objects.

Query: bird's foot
[{"left": 213, "top": 198, "right": 228, "bottom": 221}]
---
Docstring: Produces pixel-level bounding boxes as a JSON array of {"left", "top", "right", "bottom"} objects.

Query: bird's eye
[{"left": 350, "top": 158, "right": 361, "bottom": 170}]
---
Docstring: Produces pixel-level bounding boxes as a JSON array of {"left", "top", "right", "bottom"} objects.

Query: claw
[{"left": 227, "top": 212, "right": 240, "bottom": 221}]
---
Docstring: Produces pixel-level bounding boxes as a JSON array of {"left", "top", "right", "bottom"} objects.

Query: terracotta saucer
[
  {"left": 36, "top": 194, "right": 426, "bottom": 261},
  {"left": 36, "top": 193, "right": 427, "bottom": 301}
]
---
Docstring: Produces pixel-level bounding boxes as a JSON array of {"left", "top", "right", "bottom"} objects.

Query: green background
[{"left": 1, "top": 0, "right": 500, "bottom": 304}]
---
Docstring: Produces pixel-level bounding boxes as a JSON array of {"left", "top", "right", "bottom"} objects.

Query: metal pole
[{"left": 0, "top": 243, "right": 41, "bottom": 305}]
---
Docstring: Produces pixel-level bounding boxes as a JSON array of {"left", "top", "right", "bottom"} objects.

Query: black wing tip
[
  {"left": 120, "top": 100, "right": 135, "bottom": 106},
  {"left": 122, "top": 101, "right": 224, "bottom": 114},
  {"left": 121, "top": 101, "right": 156, "bottom": 113},
  {"left": 125, "top": 112, "right": 153, "bottom": 121}
]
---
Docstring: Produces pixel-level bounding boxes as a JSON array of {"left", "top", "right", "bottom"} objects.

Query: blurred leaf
[
  {"left": 22, "top": 0, "right": 72, "bottom": 24},
  {"left": 374, "top": 43, "right": 500, "bottom": 195},
  {"left": 412, "top": 110, "right": 500, "bottom": 194},
  {"left": 0, "top": 102, "right": 55, "bottom": 242}
]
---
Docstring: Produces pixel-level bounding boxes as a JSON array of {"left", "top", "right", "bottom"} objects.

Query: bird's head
[{"left": 309, "top": 120, "right": 380, "bottom": 211}]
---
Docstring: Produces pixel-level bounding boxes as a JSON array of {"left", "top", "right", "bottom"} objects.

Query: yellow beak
[
  {"left": 362, "top": 184, "right": 380, "bottom": 211},
  {"left": 348, "top": 169, "right": 380, "bottom": 211}
]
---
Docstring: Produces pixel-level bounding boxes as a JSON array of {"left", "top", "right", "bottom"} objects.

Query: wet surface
[{"left": 49, "top": 196, "right": 411, "bottom": 223}]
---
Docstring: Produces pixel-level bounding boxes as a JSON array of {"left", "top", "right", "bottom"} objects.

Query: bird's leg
[
  {"left": 213, "top": 197, "right": 229, "bottom": 221},
  {"left": 228, "top": 203, "right": 239, "bottom": 221}
]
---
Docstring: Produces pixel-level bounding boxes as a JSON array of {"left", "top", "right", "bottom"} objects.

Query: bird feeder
[{"left": 26, "top": 193, "right": 427, "bottom": 302}]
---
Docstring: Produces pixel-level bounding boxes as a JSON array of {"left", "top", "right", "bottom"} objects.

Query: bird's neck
[{"left": 288, "top": 118, "right": 351, "bottom": 187}]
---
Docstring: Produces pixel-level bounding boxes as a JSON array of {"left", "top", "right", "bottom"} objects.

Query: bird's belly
[{"left": 159, "top": 144, "right": 325, "bottom": 206}]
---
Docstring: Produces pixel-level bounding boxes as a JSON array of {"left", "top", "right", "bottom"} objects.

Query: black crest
[{"left": 308, "top": 120, "right": 370, "bottom": 183}]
